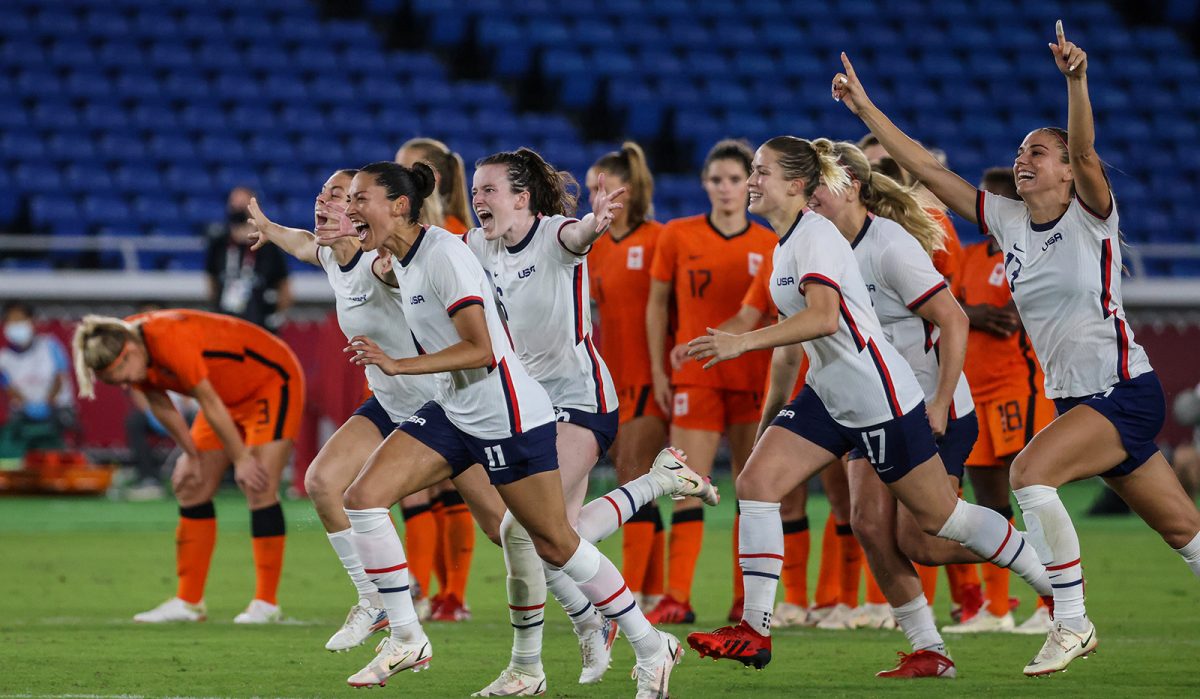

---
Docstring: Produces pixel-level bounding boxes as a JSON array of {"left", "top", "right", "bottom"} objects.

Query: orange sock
[
  {"left": 429, "top": 499, "right": 447, "bottom": 595},
  {"left": 623, "top": 505, "right": 659, "bottom": 593},
  {"left": 781, "top": 517, "right": 810, "bottom": 606},
  {"left": 250, "top": 503, "right": 285, "bottom": 605},
  {"left": 814, "top": 513, "right": 841, "bottom": 608},
  {"left": 667, "top": 509, "right": 704, "bottom": 603},
  {"left": 176, "top": 502, "right": 217, "bottom": 604},
  {"left": 646, "top": 521, "right": 665, "bottom": 597},
  {"left": 946, "top": 563, "right": 980, "bottom": 605},
  {"left": 402, "top": 504, "right": 437, "bottom": 600},
  {"left": 983, "top": 563, "right": 1011, "bottom": 616},
  {"left": 916, "top": 564, "right": 938, "bottom": 605},
  {"left": 442, "top": 492, "right": 475, "bottom": 603},
  {"left": 864, "top": 565, "right": 887, "bottom": 605},
  {"left": 732, "top": 513, "right": 744, "bottom": 601},
  {"left": 836, "top": 522, "right": 862, "bottom": 607}
]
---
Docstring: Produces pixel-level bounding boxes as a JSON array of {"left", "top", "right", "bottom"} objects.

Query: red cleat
[
  {"left": 645, "top": 595, "right": 696, "bottom": 625},
  {"left": 1040, "top": 595, "right": 1055, "bottom": 620},
  {"left": 686, "top": 621, "right": 772, "bottom": 669},
  {"left": 875, "top": 649, "right": 957, "bottom": 679},
  {"left": 727, "top": 596, "right": 744, "bottom": 623},
  {"left": 950, "top": 583, "right": 983, "bottom": 623},
  {"left": 431, "top": 593, "right": 470, "bottom": 622}
]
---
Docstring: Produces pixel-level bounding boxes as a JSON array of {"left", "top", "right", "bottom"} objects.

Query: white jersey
[
  {"left": 851, "top": 215, "right": 974, "bottom": 417},
  {"left": 977, "top": 191, "right": 1152, "bottom": 398},
  {"left": 393, "top": 226, "right": 554, "bottom": 438},
  {"left": 317, "top": 245, "right": 435, "bottom": 423},
  {"left": 0, "top": 334, "right": 73, "bottom": 409},
  {"left": 770, "top": 211, "right": 924, "bottom": 428},
  {"left": 464, "top": 215, "right": 617, "bottom": 414}
]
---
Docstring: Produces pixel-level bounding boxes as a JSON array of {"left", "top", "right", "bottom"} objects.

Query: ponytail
[
  {"left": 477, "top": 147, "right": 579, "bottom": 217},
  {"left": 397, "top": 137, "right": 471, "bottom": 226},
  {"left": 72, "top": 315, "right": 138, "bottom": 399},
  {"left": 358, "top": 161, "right": 437, "bottom": 224},
  {"left": 592, "top": 141, "right": 655, "bottom": 225},
  {"left": 766, "top": 136, "right": 850, "bottom": 198}
]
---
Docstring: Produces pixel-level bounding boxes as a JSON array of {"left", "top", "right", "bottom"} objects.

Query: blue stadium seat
[
  {"left": 149, "top": 134, "right": 200, "bottom": 163},
  {"left": 164, "top": 165, "right": 216, "bottom": 194},
  {"left": 178, "top": 104, "right": 228, "bottom": 133},
  {"left": 228, "top": 106, "right": 279, "bottom": 134},
  {"left": 129, "top": 104, "right": 179, "bottom": 133}
]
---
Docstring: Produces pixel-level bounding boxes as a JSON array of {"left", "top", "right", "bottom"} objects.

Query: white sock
[
  {"left": 557, "top": 538, "right": 661, "bottom": 664},
  {"left": 892, "top": 595, "right": 945, "bottom": 653},
  {"left": 1014, "top": 485, "right": 1086, "bottom": 622},
  {"left": 937, "top": 498, "right": 1051, "bottom": 595},
  {"left": 344, "top": 508, "right": 422, "bottom": 642},
  {"left": 327, "top": 528, "right": 382, "bottom": 606},
  {"left": 1174, "top": 531, "right": 1200, "bottom": 577},
  {"left": 500, "top": 513, "right": 545, "bottom": 672},
  {"left": 545, "top": 563, "right": 604, "bottom": 634},
  {"left": 576, "top": 477, "right": 661, "bottom": 544},
  {"left": 737, "top": 500, "right": 783, "bottom": 637}
]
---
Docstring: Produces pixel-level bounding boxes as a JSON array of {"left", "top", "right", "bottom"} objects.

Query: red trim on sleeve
[
  {"left": 447, "top": 296, "right": 484, "bottom": 316},
  {"left": 975, "top": 190, "right": 989, "bottom": 235},
  {"left": 1076, "top": 194, "right": 1113, "bottom": 222},
  {"left": 906, "top": 281, "right": 948, "bottom": 311},
  {"left": 799, "top": 273, "right": 841, "bottom": 293},
  {"left": 556, "top": 218, "right": 588, "bottom": 256}
]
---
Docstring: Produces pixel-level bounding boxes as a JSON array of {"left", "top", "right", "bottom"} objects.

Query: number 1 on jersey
[
  {"left": 859, "top": 428, "right": 886, "bottom": 464},
  {"left": 485, "top": 444, "right": 507, "bottom": 470}
]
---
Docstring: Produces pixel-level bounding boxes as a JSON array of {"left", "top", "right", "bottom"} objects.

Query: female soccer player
[
  {"left": 463, "top": 148, "right": 717, "bottom": 694},
  {"left": 244, "top": 170, "right": 504, "bottom": 649},
  {"left": 338, "top": 161, "right": 683, "bottom": 695},
  {"left": 682, "top": 136, "right": 1049, "bottom": 679},
  {"left": 646, "top": 139, "right": 776, "bottom": 623},
  {"left": 832, "top": 23, "right": 1200, "bottom": 676},
  {"left": 73, "top": 309, "right": 305, "bottom": 625},
  {"left": 396, "top": 137, "right": 472, "bottom": 235},
  {"left": 586, "top": 142, "right": 670, "bottom": 608}
]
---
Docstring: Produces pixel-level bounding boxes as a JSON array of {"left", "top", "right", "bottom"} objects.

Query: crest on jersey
[
  {"left": 748, "top": 252, "right": 763, "bottom": 276},
  {"left": 673, "top": 392, "right": 689, "bottom": 416},
  {"left": 627, "top": 245, "right": 644, "bottom": 270},
  {"left": 988, "top": 261, "right": 1006, "bottom": 287}
]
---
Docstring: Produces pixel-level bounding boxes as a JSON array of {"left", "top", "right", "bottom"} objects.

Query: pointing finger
[
  {"left": 840, "top": 52, "right": 856, "bottom": 79},
  {"left": 1055, "top": 19, "right": 1066, "bottom": 49}
]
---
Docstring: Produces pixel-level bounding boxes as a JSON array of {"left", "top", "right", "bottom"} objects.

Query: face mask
[{"left": 4, "top": 320, "right": 34, "bottom": 348}]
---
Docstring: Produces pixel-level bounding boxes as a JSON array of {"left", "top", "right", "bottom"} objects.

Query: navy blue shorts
[
  {"left": 399, "top": 401, "right": 559, "bottom": 486},
  {"left": 555, "top": 407, "right": 620, "bottom": 458},
  {"left": 848, "top": 410, "right": 978, "bottom": 481},
  {"left": 352, "top": 395, "right": 400, "bottom": 439},
  {"left": 771, "top": 387, "right": 939, "bottom": 484},
  {"left": 1054, "top": 371, "right": 1165, "bottom": 477}
]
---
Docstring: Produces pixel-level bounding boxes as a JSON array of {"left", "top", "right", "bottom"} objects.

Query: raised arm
[
  {"left": 559, "top": 173, "right": 628, "bottom": 254},
  {"left": 1051, "top": 20, "right": 1111, "bottom": 217},
  {"left": 247, "top": 197, "right": 321, "bottom": 266},
  {"left": 832, "top": 53, "right": 979, "bottom": 223}
]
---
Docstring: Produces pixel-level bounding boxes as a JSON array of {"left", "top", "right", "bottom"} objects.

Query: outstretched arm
[
  {"left": 247, "top": 198, "right": 321, "bottom": 266},
  {"left": 559, "top": 173, "right": 628, "bottom": 254},
  {"left": 1051, "top": 20, "right": 1111, "bottom": 217}
]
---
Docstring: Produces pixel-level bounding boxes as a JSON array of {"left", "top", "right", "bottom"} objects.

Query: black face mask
[{"left": 228, "top": 209, "right": 250, "bottom": 225}]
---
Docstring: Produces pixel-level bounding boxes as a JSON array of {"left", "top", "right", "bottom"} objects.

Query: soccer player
[
  {"left": 338, "top": 161, "right": 684, "bottom": 695},
  {"left": 73, "top": 309, "right": 305, "bottom": 624},
  {"left": 833, "top": 22, "right": 1200, "bottom": 675},
  {"left": 646, "top": 139, "right": 776, "bottom": 623},
  {"left": 683, "top": 136, "right": 1050, "bottom": 679},
  {"left": 463, "top": 148, "right": 717, "bottom": 694},
  {"left": 586, "top": 142, "right": 670, "bottom": 609},
  {"left": 244, "top": 170, "right": 505, "bottom": 649},
  {"left": 396, "top": 137, "right": 472, "bottom": 235}
]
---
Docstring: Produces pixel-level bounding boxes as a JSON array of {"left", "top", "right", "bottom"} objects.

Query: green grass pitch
[{"left": 1, "top": 478, "right": 1197, "bottom": 698}]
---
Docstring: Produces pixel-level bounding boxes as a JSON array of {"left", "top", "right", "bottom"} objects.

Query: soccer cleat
[
  {"left": 687, "top": 621, "right": 772, "bottom": 670},
  {"left": 633, "top": 631, "right": 684, "bottom": 699},
  {"left": 650, "top": 447, "right": 720, "bottom": 506},
  {"left": 815, "top": 603, "right": 856, "bottom": 630},
  {"left": 431, "top": 593, "right": 471, "bottom": 622},
  {"left": 645, "top": 595, "right": 696, "bottom": 625},
  {"left": 849, "top": 602, "right": 897, "bottom": 630},
  {"left": 472, "top": 665, "right": 546, "bottom": 696},
  {"left": 577, "top": 618, "right": 619, "bottom": 684},
  {"left": 1022, "top": 619, "right": 1098, "bottom": 676},
  {"left": 233, "top": 599, "right": 282, "bottom": 624},
  {"left": 325, "top": 600, "right": 388, "bottom": 652},
  {"left": 942, "top": 601, "right": 1015, "bottom": 634},
  {"left": 133, "top": 597, "right": 206, "bottom": 623},
  {"left": 347, "top": 635, "right": 433, "bottom": 687},
  {"left": 950, "top": 583, "right": 983, "bottom": 624},
  {"left": 415, "top": 595, "right": 434, "bottom": 622},
  {"left": 1013, "top": 606, "right": 1054, "bottom": 635},
  {"left": 876, "top": 649, "right": 957, "bottom": 678},
  {"left": 770, "top": 601, "right": 809, "bottom": 628},
  {"left": 803, "top": 604, "right": 837, "bottom": 626},
  {"left": 726, "top": 597, "right": 744, "bottom": 623}
]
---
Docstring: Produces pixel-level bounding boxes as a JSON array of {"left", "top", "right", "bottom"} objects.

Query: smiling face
[
  {"left": 471, "top": 163, "right": 527, "bottom": 240},
  {"left": 346, "top": 172, "right": 404, "bottom": 252},
  {"left": 702, "top": 158, "right": 750, "bottom": 216},
  {"left": 314, "top": 171, "right": 354, "bottom": 231},
  {"left": 807, "top": 177, "right": 858, "bottom": 222},
  {"left": 746, "top": 147, "right": 799, "bottom": 218},
  {"left": 1014, "top": 130, "right": 1073, "bottom": 199}
]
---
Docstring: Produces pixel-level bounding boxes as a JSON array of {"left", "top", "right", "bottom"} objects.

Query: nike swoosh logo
[
  {"left": 387, "top": 650, "right": 414, "bottom": 671},
  {"left": 1013, "top": 243, "right": 1025, "bottom": 253},
  {"left": 687, "top": 254, "right": 702, "bottom": 260},
  {"left": 522, "top": 613, "right": 541, "bottom": 620}
]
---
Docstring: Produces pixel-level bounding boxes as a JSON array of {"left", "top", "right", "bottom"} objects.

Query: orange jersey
[
  {"left": 443, "top": 214, "right": 469, "bottom": 236},
  {"left": 929, "top": 208, "right": 964, "bottom": 285},
  {"left": 742, "top": 251, "right": 777, "bottom": 317},
  {"left": 952, "top": 242, "right": 1045, "bottom": 401},
  {"left": 130, "top": 309, "right": 302, "bottom": 405},
  {"left": 651, "top": 214, "right": 775, "bottom": 391},
  {"left": 589, "top": 220, "right": 664, "bottom": 389}
]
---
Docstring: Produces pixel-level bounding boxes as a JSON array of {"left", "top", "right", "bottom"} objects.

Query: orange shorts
[
  {"left": 671, "top": 386, "right": 762, "bottom": 432},
  {"left": 617, "top": 385, "right": 669, "bottom": 425},
  {"left": 966, "top": 392, "right": 1055, "bottom": 467},
  {"left": 191, "top": 375, "right": 306, "bottom": 452}
]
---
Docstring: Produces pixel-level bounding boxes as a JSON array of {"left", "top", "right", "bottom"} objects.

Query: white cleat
[
  {"left": 326, "top": 600, "right": 388, "bottom": 652},
  {"left": 133, "top": 597, "right": 206, "bottom": 623},
  {"left": 1013, "top": 606, "right": 1054, "bottom": 635},
  {"left": 815, "top": 603, "right": 856, "bottom": 630},
  {"left": 942, "top": 605, "right": 1015, "bottom": 633},
  {"left": 472, "top": 665, "right": 547, "bottom": 696},
  {"left": 233, "top": 599, "right": 282, "bottom": 624},
  {"left": 804, "top": 604, "right": 836, "bottom": 627},
  {"left": 650, "top": 447, "right": 719, "bottom": 506},
  {"left": 347, "top": 635, "right": 433, "bottom": 687},
  {"left": 414, "top": 596, "right": 432, "bottom": 622},
  {"left": 633, "top": 631, "right": 683, "bottom": 699},
  {"left": 848, "top": 602, "right": 897, "bottom": 630},
  {"left": 578, "top": 618, "right": 619, "bottom": 684},
  {"left": 1023, "top": 619, "right": 1098, "bottom": 676},
  {"left": 770, "top": 601, "right": 809, "bottom": 628}
]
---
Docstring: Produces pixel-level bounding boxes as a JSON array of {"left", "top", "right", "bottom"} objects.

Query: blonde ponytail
[
  {"left": 592, "top": 140, "right": 656, "bottom": 225},
  {"left": 764, "top": 135, "right": 849, "bottom": 198},
  {"left": 72, "top": 315, "right": 137, "bottom": 399}
]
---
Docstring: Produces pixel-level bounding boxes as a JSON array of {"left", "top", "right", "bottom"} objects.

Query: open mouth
[
  {"left": 1016, "top": 170, "right": 1035, "bottom": 184},
  {"left": 315, "top": 212, "right": 330, "bottom": 228},
  {"left": 353, "top": 220, "right": 370, "bottom": 241},
  {"left": 475, "top": 210, "right": 493, "bottom": 226}
]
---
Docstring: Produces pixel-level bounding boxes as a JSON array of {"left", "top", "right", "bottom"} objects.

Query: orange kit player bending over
[{"left": 73, "top": 309, "right": 305, "bottom": 624}]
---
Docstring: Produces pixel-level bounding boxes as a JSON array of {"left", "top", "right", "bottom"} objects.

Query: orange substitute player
[
  {"left": 941, "top": 167, "right": 1057, "bottom": 636},
  {"left": 646, "top": 139, "right": 776, "bottom": 623},
  {"left": 586, "top": 141, "right": 669, "bottom": 610},
  {"left": 73, "top": 309, "right": 304, "bottom": 624}
]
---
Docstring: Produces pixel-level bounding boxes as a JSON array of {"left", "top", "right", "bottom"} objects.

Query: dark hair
[
  {"left": 3, "top": 300, "right": 33, "bottom": 319},
  {"left": 592, "top": 141, "right": 655, "bottom": 225},
  {"left": 476, "top": 148, "right": 578, "bottom": 217},
  {"left": 981, "top": 167, "right": 1019, "bottom": 200},
  {"left": 358, "top": 161, "right": 436, "bottom": 224},
  {"left": 856, "top": 133, "right": 880, "bottom": 151},
  {"left": 702, "top": 139, "right": 754, "bottom": 178},
  {"left": 762, "top": 136, "right": 850, "bottom": 198},
  {"left": 399, "top": 138, "right": 470, "bottom": 225}
]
